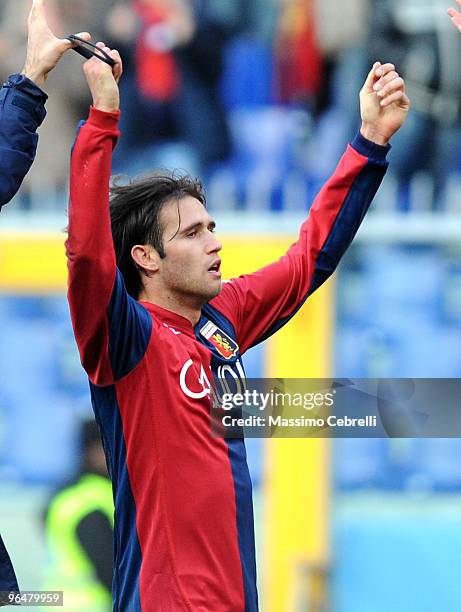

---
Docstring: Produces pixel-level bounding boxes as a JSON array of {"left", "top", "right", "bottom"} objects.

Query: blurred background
[{"left": 2, "top": 0, "right": 461, "bottom": 610}]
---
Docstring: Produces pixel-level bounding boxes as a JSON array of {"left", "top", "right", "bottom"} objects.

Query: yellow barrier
[
  {"left": 222, "top": 236, "right": 333, "bottom": 612},
  {"left": 0, "top": 233, "right": 66, "bottom": 293},
  {"left": 0, "top": 233, "right": 294, "bottom": 293},
  {"left": 263, "top": 282, "right": 332, "bottom": 612}
]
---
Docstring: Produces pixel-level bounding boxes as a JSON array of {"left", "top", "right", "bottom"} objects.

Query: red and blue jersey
[{"left": 66, "top": 107, "right": 389, "bottom": 611}]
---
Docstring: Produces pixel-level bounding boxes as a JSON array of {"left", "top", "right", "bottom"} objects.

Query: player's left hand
[
  {"left": 21, "top": 0, "right": 91, "bottom": 89},
  {"left": 448, "top": 0, "right": 461, "bottom": 30},
  {"left": 359, "top": 62, "right": 410, "bottom": 146}
]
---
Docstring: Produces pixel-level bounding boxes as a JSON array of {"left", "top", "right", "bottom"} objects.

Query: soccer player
[
  {"left": 0, "top": 0, "right": 90, "bottom": 601},
  {"left": 67, "top": 44, "right": 409, "bottom": 610}
]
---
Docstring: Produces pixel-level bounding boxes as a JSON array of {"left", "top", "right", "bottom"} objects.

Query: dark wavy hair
[{"left": 110, "top": 172, "right": 206, "bottom": 298}]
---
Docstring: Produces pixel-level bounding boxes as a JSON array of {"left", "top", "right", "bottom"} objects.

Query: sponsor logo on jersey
[
  {"left": 200, "top": 321, "right": 239, "bottom": 360},
  {"left": 180, "top": 359, "right": 211, "bottom": 399}
]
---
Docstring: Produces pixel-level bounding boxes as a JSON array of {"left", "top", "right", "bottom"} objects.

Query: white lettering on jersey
[
  {"left": 216, "top": 360, "right": 246, "bottom": 396},
  {"left": 180, "top": 359, "right": 211, "bottom": 399}
]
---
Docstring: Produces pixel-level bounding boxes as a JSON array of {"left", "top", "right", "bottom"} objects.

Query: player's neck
[{"left": 139, "top": 289, "right": 203, "bottom": 327}]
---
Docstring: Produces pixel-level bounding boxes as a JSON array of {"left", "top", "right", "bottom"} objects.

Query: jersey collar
[{"left": 139, "top": 301, "right": 197, "bottom": 337}]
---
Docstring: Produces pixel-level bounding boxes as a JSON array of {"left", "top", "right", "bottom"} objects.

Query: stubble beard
[{"left": 174, "top": 276, "right": 222, "bottom": 309}]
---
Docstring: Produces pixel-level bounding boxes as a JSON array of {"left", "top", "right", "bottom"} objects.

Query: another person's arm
[
  {"left": 211, "top": 62, "right": 410, "bottom": 353},
  {"left": 0, "top": 534, "right": 19, "bottom": 602},
  {"left": 0, "top": 0, "right": 91, "bottom": 208},
  {"left": 0, "top": 3, "right": 92, "bottom": 602},
  {"left": 0, "top": 73, "right": 46, "bottom": 207}
]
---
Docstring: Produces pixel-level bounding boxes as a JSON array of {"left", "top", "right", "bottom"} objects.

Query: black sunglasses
[{"left": 67, "top": 35, "right": 116, "bottom": 68}]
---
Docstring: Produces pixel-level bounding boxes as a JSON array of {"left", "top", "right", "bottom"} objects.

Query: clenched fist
[{"left": 360, "top": 62, "right": 411, "bottom": 146}]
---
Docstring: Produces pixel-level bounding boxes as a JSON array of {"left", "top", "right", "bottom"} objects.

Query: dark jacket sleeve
[
  {"left": 0, "top": 73, "right": 48, "bottom": 209},
  {"left": 0, "top": 534, "right": 19, "bottom": 607},
  {"left": 76, "top": 511, "right": 113, "bottom": 592}
]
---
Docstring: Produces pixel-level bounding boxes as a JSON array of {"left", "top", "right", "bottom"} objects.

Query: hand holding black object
[
  {"left": 67, "top": 35, "right": 116, "bottom": 68},
  {"left": 82, "top": 42, "right": 122, "bottom": 113}
]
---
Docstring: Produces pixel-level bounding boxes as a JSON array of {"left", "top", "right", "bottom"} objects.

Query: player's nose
[{"left": 208, "top": 232, "right": 222, "bottom": 253}]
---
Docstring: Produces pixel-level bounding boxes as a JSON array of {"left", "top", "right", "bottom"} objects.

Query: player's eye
[{"left": 187, "top": 230, "right": 197, "bottom": 238}]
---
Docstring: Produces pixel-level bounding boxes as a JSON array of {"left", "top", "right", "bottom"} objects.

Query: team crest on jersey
[{"left": 200, "top": 321, "right": 239, "bottom": 360}]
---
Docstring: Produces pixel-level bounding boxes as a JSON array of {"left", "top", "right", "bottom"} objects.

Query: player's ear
[{"left": 131, "top": 244, "right": 160, "bottom": 274}]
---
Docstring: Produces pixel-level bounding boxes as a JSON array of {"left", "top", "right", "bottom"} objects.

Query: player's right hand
[{"left": 82, "top": 43, "right": 123, "bottom": 114}]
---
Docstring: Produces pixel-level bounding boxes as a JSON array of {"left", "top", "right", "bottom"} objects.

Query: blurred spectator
[
  {"left": 315, "top": 0, "right": 369, "bottom": 60},
  {"left": 274, "top": 0, "right": 323, "bottom": 107},
  {"left": 369, "top": 0, "right": 461, "bottom": 211},
  {"left": 43, "top": 420, "right": 113, "bottom": 611},
  {"left": 315, "top": 0, "right": 370, "bottom": 116},
  {"left": 247, "top": 0, "right": 279, "bottom": 43},
  {"left": 286, "top": 0, "right": 371, "bottom": 184},
  {"left": 274, "top": 0, "right": 369, "bottom": 112},
  {"left": 108, "top": 0, "right": 247, "bottom": 176}
]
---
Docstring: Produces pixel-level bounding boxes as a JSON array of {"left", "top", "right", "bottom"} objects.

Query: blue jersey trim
[
  {"left": 253, "top": 159, "right": 387, "bottom": 347},
  {"left": 351, "top": 131, "right": 390, "bottom": 165},
  {"left": 107, "top": 270, "right": 152, "bottom": 382},
  {"left": 225, "top": 438, "right": 259, "bottom": 612},
  {"left": 70, "top": 120, "right": 86, "bottom": 157},
  {"left": 199, "top": 305, "right": 259, "bottom": 610},
  {"left": 90, "top": 383, "right": 142, "bottom": 612}
]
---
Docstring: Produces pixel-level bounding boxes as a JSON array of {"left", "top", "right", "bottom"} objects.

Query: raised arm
[
  {"left": 66, "top": 44, "right": 152, "bottom": 386},
  {"left": 0, "top": 0, "right": 91, "bottom": 208},
  {"left": 211, "top": 62, "right": 410, "bottom": 353}
]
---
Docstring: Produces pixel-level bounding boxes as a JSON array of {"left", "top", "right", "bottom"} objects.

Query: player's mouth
[{"left": 208, "top": 259, "right": 222, "bottom": 279}]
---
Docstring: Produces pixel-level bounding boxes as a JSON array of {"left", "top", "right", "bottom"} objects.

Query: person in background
[
  {"left": 369, "top": 0, "right": 461, "bottom": 211},
  {"left": 43, "top": 420, "right": 113, "bottom": 611},
  {"left": 106, "top": 0, "right": 246, "bottom": 175},
  {"left": 0, "top": 0, "right": 90, "bottom": 601},
  {"left": 275, "top": 0, "right": 323, "bottom": 107}
]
